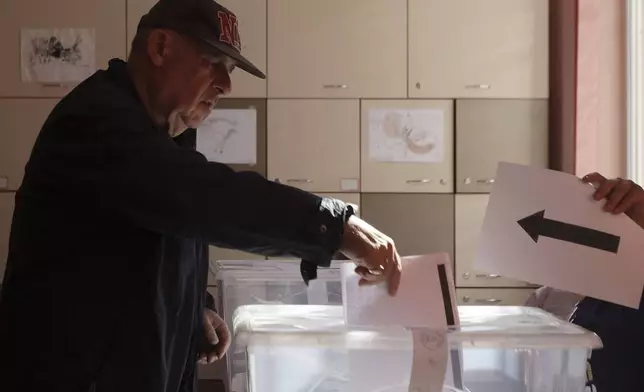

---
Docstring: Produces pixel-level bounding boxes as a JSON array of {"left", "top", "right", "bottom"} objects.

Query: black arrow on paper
[{"left": 517, "top": 210, "right": 621, "bottom": 254}]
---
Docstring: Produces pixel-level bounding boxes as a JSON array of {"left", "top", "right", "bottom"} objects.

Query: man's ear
[{"left": 147, "top": 29, "right": 171, "bottom": 67}]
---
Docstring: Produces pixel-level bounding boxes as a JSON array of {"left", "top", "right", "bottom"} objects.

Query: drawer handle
[
  {"left": 406, "top": 179, "right": 432, "bottom": 184},
  {"left": 475, "top": 298, "right": 502, "bottom": 304},
  {"left": 476, "top": 178, "right": 495, "bottom": 184},
  {"left": 475, "top": 273, "right": 501, "bottom": 279},
  {"left": 286, "top": 178, "right": 313, "bottom": 183},
  {"left": 323, "top": 84, "right": 348, "bottom": 89},
  {"left": 465, "top": 84, "right": 491, "bottom": 89}
]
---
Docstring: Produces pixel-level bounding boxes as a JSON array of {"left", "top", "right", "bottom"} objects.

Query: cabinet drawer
[
  {"left": 267, "top": 0, "right": 406, "bottom": 98},
  {"left": 456, "top": 100, "right": 548, "bottom": 193},
  {"left": 0, "top": 99, "right": 58, "bottom": 191},
  {"left": 456, "top": 288, "right": 535, "bottom": 306},
  {"left": 361, "top": 100, "right": 454, "bottom": 193},
  {"left": 1, "top": 0, "right": 126, "bottom": 97},
  {"left": 360, "top": 194, "right": 454, "bottom": 262},
  {"left": 267, "top": 100, "right": 360, "bottom": 192},
  {"left": 208, "top": 247, "right": 265, "bottom": 286},
  {"left": 409, "top": 0, "right": 548, "bottom": 98},
  {"left": 0, "top": 193, "right": 16, "bottom": 280},
  {"left": 127, "top": 0, "right": 267, "bottom": 98},
  {"left": 196, "top": 99, "right": 267, "bottom": 176},
  {"left": 455, "top": 195, "right": 534, "bottom": 288}
]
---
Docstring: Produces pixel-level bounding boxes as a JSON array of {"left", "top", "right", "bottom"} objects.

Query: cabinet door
[
  {"left": 267, "top": 100, "right": 360, "bottom": 192},
  {"left": 455, "top": 195, "right": 534, "bottom": 288},
  {"left": 360, "top": 194, "right": 454, "bottom": 263},
  {"left": 0, "top": 0, "right": 126, "bottom": 97},
  {"left": 127, "top": 0, "right": 267, "bottom": 98},
  {"left": 361, "top": 100, "right": 454, "bottom": 193},
  {"left": 409, "top": 0, "right": 548, "bottom": 99},
  {"left": 456, "top": 288, "right": 534, "bottom": 306},
  {"left": 456, "top": 100, "right": 548, "bottom": 193},
  {"left": 267, "top": 0, "right": 406, "bottom": 98},
  {"left": 0, "top": 99, "right": 58, "bottom": 191},
  {"left": 0, "top": 193, "right": 15, "bottom": 280},
  {"left": 208, "top": 247, "right": 265, "bottom": 286},
  {"left": 196, "top": 99, "right": 267, "bottom": 176}
]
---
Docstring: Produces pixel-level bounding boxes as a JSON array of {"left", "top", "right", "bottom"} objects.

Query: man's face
[{"left": 148, "top": 30, "right": 234, "bottom": 134}]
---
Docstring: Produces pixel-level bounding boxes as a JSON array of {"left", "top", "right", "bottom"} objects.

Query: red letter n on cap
[{"left": 217, "top": 11, "right": 241, "bottom": 51}]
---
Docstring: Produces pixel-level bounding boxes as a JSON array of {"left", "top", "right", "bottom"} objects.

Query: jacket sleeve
[{"left": 99, "top": 122, "right": 350, "bottom": 267}]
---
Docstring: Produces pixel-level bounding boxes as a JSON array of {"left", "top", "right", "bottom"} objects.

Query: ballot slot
[
  {"left": 267, "top": 0, "right": 406, "bottom": 98},
  {"left": 127, "top": 0, "right": 267, "bottom": 98},
  {"left": 360, "top": 99, "right": 455, "bottom": 193},
  {"left": 455, "top": 99, "right": 549, "bottom": 193},
  {"left": 409, "top": 0, "right": 549, "bottom": 99},
  {"left": 267, "top": 100, "right": 360, "bottom": 193}
]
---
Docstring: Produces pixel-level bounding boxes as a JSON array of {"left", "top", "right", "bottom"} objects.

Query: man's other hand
[
  {"left": 583, "top": 172, "right": 644, "bottom": 229},
  {"left": 197, "top": 308, "right": 231, "bottom": 365}
]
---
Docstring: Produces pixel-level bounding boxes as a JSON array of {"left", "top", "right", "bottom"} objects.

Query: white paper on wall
[
  {"left": 21, "top": 28, "right": 96, "bottom": 84},
  {"left": 196, "top": 108, "right": 257, "bottom": 165},
  {"left": 368, "top": 108, "right": 444, "bottom": 163}
]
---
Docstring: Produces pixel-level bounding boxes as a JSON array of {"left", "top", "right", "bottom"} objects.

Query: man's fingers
[
  {"left": 615, "top": 189, "right": 643, "bottom": 215},
  {"left": 387, "top": 251, "right": 402, "bottom": 297},
  {"left": 214, "top": 322, "right": 231, "bottom": 359},
  {"left": 582, "top": 172, "right": 606, "bottom": 186}
]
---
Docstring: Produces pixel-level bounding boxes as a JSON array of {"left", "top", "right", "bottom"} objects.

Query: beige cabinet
[
  {"left": 0, "top": 0, "right": 126, "bottom": 97},
  {"left": 456, "top": 100, "right": 548, "bottom": 193},
  {"left": 0, "top": 99, "right": 58, "bottom": 191},
  {"left": 0, "top": 193, "right": 16, "bottom": 280},
  {"left": 267, "top": 100, "right": 360, "bottom": 193},
  {"left": 409, "top": 0, "right": 548, "bottom": 99},
  {"left": 267, "top": 0, "right": 407, "bottom": 98},
  {"left": 197, "top": 99, "right": 267, "bottom": 176},
  {"left": 455, "top": 195, "right": 534, "bottom": 288},
  {"left": 360, "top": 194, "right": 454, "bottom": 263},
  {"left": 127, "top": 0, "right": 267, "bottom": 98},
  {"left": 361, "top": 100, "right": 454, "bottom": 193},
  {"left": 456, "top": 288, "right": 535, "bottom": 306}
]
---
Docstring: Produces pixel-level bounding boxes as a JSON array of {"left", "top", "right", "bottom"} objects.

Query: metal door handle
[
  {"left": 286, "top": 179, "right": 313, "bottom": 183},
  {"left": 476, "top": 178, "right": 495, "bottom": 184},
  {"left": 465, "top": 84, "right": 491, "bottom": 89},
  {"left": 475, "top": 298, "right": 502, "bottom": 304},
  {"left": 406, "top": 179, "right": 432, "bottom": 184},
  {"left": 475, "top": 273, "right": 501, "bottom": 279},
  {"left": 323, "top": 84, "right": 348, "bottom": 89}
]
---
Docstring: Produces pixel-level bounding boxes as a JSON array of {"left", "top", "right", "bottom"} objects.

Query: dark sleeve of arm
[
  {"left": 100, "top": 124, "right": 349, "bottom": 266},
  {"left": 205, "top": 290, "right": 217, "bottom": 313}
]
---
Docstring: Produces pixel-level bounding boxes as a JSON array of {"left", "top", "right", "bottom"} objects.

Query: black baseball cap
[{"left": 137, "top": 0, "right": 266, "bottom": 79}]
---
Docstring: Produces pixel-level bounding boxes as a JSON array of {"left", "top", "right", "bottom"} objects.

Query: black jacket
[{"left": 0, "top": 59, "right": 350, "bottom": 392}]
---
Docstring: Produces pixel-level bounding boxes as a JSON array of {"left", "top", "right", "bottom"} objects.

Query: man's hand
[
  {"left": 197, "top": 308, "right": 231, "bottom": 365},
  {"left": 340, "top": 215, "right": 402, "bottom": 296},
  {"left": 582, "top": 172, "right": 644, "bottom": 228}
]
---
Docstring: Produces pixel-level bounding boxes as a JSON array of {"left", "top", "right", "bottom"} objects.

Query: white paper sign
[
  {"left": 21, "top": 28, "right": 96, "bottom": 84},
  {"left": 368, "top": 109, "right": 444, "bottom": 163},
  {"left": 474, "top": 162, "right": 644, "bottom": 309},
  {"left": 196, "top": 108, "right": 257, "bottom": 165}
]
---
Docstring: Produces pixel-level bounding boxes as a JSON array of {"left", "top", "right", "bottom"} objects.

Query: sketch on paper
[
  {"left": 21, "top": 28, "right": 96, "bottom": 84},
  {"left": 368, "top": 108, "right": 444, "bottom": 163},
  {"left": 196, "top": 108, "right": 257, "bottom": 165}
]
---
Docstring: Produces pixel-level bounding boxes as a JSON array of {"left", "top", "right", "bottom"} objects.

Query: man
[
  {"left": 572, "top": 172, "right": 644, "bottom": 391},
  {"left": 0, "top": 1, "right": 402, "bottom": 391}
]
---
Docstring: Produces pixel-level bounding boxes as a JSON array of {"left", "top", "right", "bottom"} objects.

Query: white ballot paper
[
  {"left": 474, "top": 162, "right": 644, "bottom": 309},
  {"left": 342, "top": 254, "right": 461, "bottom": 392}
]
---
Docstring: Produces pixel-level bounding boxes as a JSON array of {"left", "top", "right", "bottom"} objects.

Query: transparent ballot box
[
  {"left": 212, "top": 260, "right": 343, "bottom": 392},
  {"left": 232, "top": 305, "right": 602, "bottom": 392}
]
